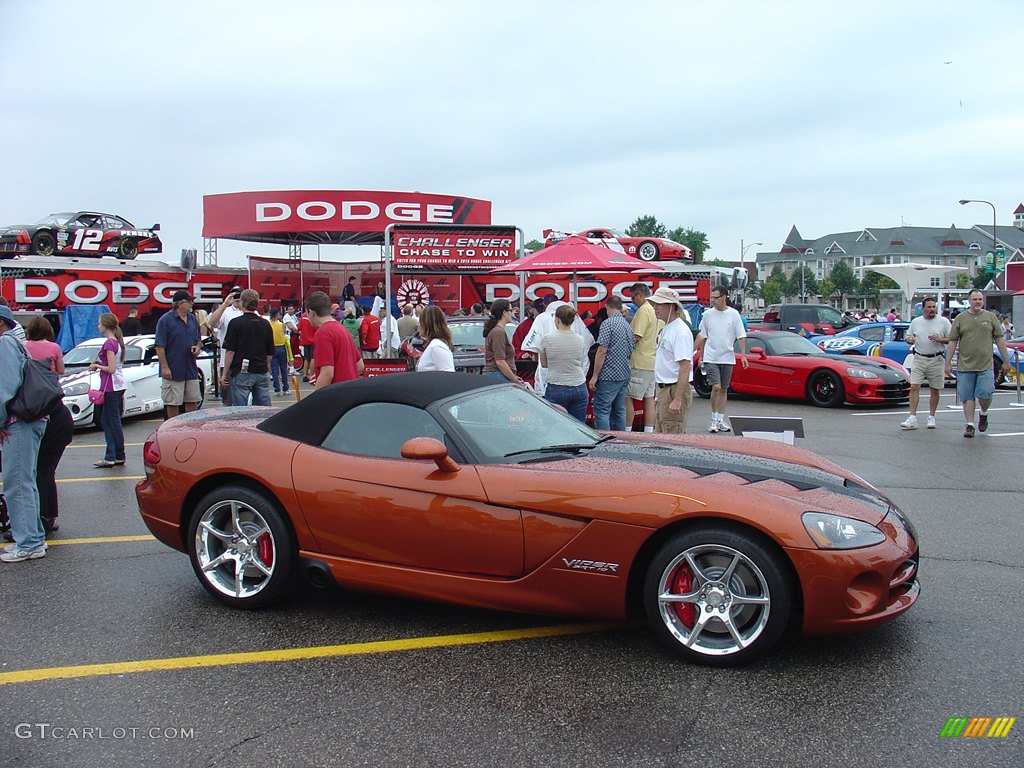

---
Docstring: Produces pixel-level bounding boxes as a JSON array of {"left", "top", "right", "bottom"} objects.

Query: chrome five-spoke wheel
[
  {"left": 188, "top": 485, "right": 294, "bottom": 608},
  {"left": 644, "top": 528, "right": 792, "bottom": 666}
]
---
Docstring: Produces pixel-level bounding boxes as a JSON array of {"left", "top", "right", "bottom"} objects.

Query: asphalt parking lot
[{"left": 2, "top": 384, "right": 1022, "bottom": 767}]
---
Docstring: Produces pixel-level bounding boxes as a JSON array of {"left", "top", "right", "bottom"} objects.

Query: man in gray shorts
[
  {"left": 154, "top": 290, "right": 202, "bottom": 419},
  {"left": 696, "top": 285, "right": 747, "bottom": 432},
  {"left": 900, "top": 297, "right": 950, "bottom": 430}
]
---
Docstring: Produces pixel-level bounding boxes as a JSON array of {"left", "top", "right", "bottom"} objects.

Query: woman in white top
[
  {"left": 416, "top": 305, "right": 455, "bottom": 372},
  {"left": 538, "top": 304, "right": 589, "bottom": 421}
]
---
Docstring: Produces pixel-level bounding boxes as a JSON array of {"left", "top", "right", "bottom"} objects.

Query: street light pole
[
  {"left": 739, "top": 239, "right": 762, "bottom": 311},
  {"left": 958, "top": 198, "right": 998, "bottom": 251},
  {"left": 959, "top": 199, "right": 998, "bottom": 283},
  {"left": 783, "top": 242, "right": 807, "bottom": 303}
]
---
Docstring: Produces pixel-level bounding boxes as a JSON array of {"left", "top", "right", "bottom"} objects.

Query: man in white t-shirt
[
  {"left": 647, "top": 287, "right": 694, "bottom": 434},
  {"left": 900, "top": 297, "right": 952, "bottom": 430},
  {"left": 207, "top": 286, "right": 245, "bottom": 406},
  {"left": 696, "top": 285, "right": 748, "bottom": 433},
  {"left": 522, "top": 297, "right": 594, "bottom": 396}
]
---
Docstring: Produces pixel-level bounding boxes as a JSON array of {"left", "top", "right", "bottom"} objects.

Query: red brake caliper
[
  {"left": 671, "top": 564, "right": 695, "bottom": 627},
  {"left": 258, "top": 534, "right": 274, "bottom": 568}
]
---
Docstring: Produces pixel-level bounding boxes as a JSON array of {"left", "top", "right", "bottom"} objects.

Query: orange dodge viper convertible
[{"left": 137, "top": 373, "right": 919, "bottom": 666}]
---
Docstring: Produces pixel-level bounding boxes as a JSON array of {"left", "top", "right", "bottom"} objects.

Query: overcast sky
[{"left": 2, "top": 0, "right": 1021, "bottom": 267}]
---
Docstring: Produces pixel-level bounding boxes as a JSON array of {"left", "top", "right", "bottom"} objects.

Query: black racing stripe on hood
[{"left": 590, "top": 440, "right": 886, "bottom": 506}]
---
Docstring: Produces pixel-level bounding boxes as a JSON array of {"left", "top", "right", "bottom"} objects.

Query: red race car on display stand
[
  {"left": 543, "top": 227, "right": 692, "bottom": 262},
  {"left": 0, "top": 211, "right": 161, "bottom": 259}
]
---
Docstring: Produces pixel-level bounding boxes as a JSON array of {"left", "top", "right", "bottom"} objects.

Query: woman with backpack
[{"left": 0, "top": 305, "right": 48, "bottom": 562}]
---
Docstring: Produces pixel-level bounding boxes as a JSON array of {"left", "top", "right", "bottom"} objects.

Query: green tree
[
  {"left": 760, "top": 280, "right": 782, "bottom": 306},
  {"left": 525, "top": 239, "right": 544, "bottom": 252},
  {"left": 667, "top": 227, "right": 711, "bottom": 264},
  {"left": 971, "top": 271, "right": 992, "bottom": 289},
  {"left": 829, "top": 261, "right": 858, "bottom": 305},
  {"left": 626, "top": 215, "right": 667, "bottom": 238},
  {"left": 859, "top": 261, "right": 900, "bottom": 300},
  {"left": 818, "top": 278, "right": 835, "bottom": 304},
  {"left": 787, "top": 266, "right": 818, "bottom": 302},
  {"left": 955, "top": 271, "right": 971, "bottom": 289}
]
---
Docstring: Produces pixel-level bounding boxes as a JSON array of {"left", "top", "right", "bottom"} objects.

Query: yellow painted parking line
[
  {"left": 45, "top": 535, "right": 155, "bottom": 546},
  {"left": 0, "top": 622, "right": 619, "bottom": 686}
]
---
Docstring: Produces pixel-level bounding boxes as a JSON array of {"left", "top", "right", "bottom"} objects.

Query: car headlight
[
  {"left": 802, "top": 512, "right": 886, "bottom": 549},
  {"left": 63, "top": 382, "right": 90, "bottom": 397},
  {"left": 846, "top": 367, "right": 879, "bottom": 379}
]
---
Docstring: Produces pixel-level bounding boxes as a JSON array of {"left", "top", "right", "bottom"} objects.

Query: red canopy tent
[{"left": 489, "top": 236, "right": 659, "bottom": 305}]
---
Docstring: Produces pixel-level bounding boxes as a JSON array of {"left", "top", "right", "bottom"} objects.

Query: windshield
[
  {"left": 63, "top": 342, "right": 104, "bottom": 365},
  {"left": 763, "top": 335, "right": 827, "bottom": 355},
  {"left": 448, "top": 321, "right": 516, "bottom": 347},
  {"left": 441, "top": 385, "right": 600, "bottom": 462},
  {"left": 33, "top": 212, "right": 76, "bottom": 227},
  {"left": 818, "top": 307, "right": 846, "bottom": 326}
]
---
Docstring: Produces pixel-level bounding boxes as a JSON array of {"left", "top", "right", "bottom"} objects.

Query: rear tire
[
  {"left": 187, "top": 484, "right": 296, "bottom": 609},
  {"left": 119, "top": 238, "right": 138, "bottom": 259},
  {"left": 693, "top": 367, "right": 712, "bottom": 399},
  {"left": 637, "top": 241, "right": 659, "bottom": 261}
]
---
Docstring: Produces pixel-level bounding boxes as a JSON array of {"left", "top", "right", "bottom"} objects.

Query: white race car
[{"left": 60, "top": 334, "right": 216, "bottom": 428}]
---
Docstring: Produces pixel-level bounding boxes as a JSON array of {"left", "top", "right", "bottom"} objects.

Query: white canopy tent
[{"left": 856, "top": 263, "right": 969, "bottom": 318}]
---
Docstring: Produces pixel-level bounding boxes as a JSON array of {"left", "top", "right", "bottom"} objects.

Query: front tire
[
  {"left": 643, "top": 527, "right": 793, "bottom": 666},
  {"left": 807, "top": 369, "right": 845, "bottom": 407},
  {"left": 32, "top": 231, "right": 56, "bottom": 256},
  {"left": 187, "top": 484, "right": 296, "bottom": 609},
  {"left": 637, "top": 241, "right": 659, "bottom": 261}
]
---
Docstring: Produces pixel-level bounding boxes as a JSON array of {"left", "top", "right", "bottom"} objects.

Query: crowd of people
[{"left": 0, "top": 281, "right": 1015, "bottom": 565}]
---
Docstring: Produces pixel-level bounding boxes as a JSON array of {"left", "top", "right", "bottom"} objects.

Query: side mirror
[
  {"left": 750, "top": 346, "right": 767, "bottom": 359},
  {"left": 401, "top": 436, "right": 460, "bottom": 473}
]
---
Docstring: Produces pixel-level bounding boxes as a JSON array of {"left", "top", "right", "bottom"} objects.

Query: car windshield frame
[
  {"left": 34, "top": 212, "right": 76, "bottom": 227},
  {"left": 760, "top": 335, "right": 828, "bottom": 356},
  {"left": 430, "top": 384, "right": 602, "bottom": 464}
]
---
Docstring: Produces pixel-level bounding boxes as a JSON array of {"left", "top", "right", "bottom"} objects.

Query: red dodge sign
[{"left": 203, "top": 190, "right": 493, "bottom": 242}]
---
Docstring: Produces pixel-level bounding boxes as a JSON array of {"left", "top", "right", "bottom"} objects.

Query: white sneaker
[
  {"left": 900, "top": 415, "right": 918, "bottom": 430},
  {"left": 708, "top": 421, "right": 719, "bottom": 433},
  {"left": 4, "top": 542, "right": 47, "bottom": 554},
  {"left": 716, "top": 421, "right": 731, "bottom": 433},
  {"left": 926, "top": 415, "right": 936, "bottom": 429},
  {"left": 1, "top": 547, "right": 47, "bottom": 562}
]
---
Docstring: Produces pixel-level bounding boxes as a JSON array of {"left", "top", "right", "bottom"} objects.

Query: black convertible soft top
[{"left": 257, "top": 371, "right": 501, "bottom": 445}]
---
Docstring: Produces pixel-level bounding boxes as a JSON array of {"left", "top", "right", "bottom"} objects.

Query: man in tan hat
[{"left": 647, "top": 287, "right": 694, "bottom": 433}]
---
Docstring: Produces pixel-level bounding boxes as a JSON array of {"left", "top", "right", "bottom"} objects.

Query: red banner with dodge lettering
[{"left": 202, "top": 190, "right": 493, "bottom": 242}]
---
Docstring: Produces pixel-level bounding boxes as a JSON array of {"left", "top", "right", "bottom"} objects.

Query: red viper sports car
[
  {"left": 544, "top": 227, "right": 692, "bottom": 262},
  {"left": 0, "top": 211, "right": 161, "bottom": 259},
  {"left": 695, "top": 331, "right": 911, "bottom": 408},
  {"left": 136, "top": 373, "right": 918, "bottom": 666}
]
